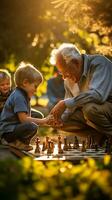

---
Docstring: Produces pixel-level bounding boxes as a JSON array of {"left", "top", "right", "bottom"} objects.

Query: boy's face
[
  {"left": 22, "top": 80, "right": 39, "bottom": 98},
  {"left": 0, "top": 78, "right": 11, "bottom": 95}
]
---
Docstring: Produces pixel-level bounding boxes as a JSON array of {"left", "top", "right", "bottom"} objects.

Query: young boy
[
  {"left": 0, "top": 63, "right": 53, "bottom": 151},
  {"left": 0, "top": 69, "right": 12, "bottom": 113},
  {"left": 0, "top": 69, "right": 44, "bottom": 119}
]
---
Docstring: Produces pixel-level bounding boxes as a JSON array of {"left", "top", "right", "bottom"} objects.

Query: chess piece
[
  {"left": 63, "top": 137, "right": 68, "bottom": 151},
  {"left": 51, "top": 140, "right": 54, "bottom": 153},
  {"left": 95, "top": 143, "right": 98, "bottom": 151},
  {"left": 105, "top": 138, "right": 111, "bottom": 154},
  {"left": 58, "top": 135, "right": 61, "bottom": 142},
  {"left": 58, "top": 140, "right": 63, "bottom": 154},
  {"left": 68, "top": 142, "right": 72, "bottom": 149},
  {"left": 86, "top": 137, "right": 90, "bottom": 149},
  {"left": 42, "top": 141, "right": 46, "bottom": 151},
  {"left": 45, "top": 136, "right": 49, "bottom": 149},
  {"left": 81, "top": 140, "right": 86, "bottom": 152},
  {"left": 90, "top": 136, "right": 95, "bottom": 149},
  {"left": 73, "top": 136, "right": 79, "bottom": 149},
  {"left": 35, "top": 137, "right": 40, "bottom": 153},
  {"left": 47, "top": 140, "right": 52, "bottom": 154}
]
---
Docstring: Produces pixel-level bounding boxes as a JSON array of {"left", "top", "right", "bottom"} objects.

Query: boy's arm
[{"left": 17, "top": 112, "right": 54, "bottom": 126}]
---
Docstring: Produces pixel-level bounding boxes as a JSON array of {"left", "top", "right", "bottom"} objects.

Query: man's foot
[{"left": 9, "top": 140, "right": 33, "bottom": 151}]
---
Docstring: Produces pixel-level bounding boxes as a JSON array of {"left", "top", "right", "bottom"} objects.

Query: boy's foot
[
  {"left": 1, "top": 138, "right": 9, "bottom": 145},
  {"left": 9, "top": 140, "right": 33, "bottom": 151}
]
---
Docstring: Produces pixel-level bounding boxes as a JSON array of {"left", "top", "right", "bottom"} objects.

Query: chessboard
[{"left": 24, "top": 135, "right": 112, "bottom": 163}]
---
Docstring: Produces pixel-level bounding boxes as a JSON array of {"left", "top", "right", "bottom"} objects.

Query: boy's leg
[
  {"left": 31, "top": 108, "right": 44, "bottom": 118},
  {"left": 3, "top": 122, "right": 38, "bottom": 144}
]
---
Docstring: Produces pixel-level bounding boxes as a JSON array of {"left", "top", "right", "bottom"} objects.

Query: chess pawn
[
  {"left": 58, "top": 140, "right": 63, "bottom": 154},
  {"left": 81, "top": 140, "right": 86, "bottom": 152},
  {"left": 42, "top": 141, "right": 46, "bottom": 151},
  {"left": 35, "top": 137, "right": 40, "bottom": 153},
  {"left": 63, "top": 137, "right": 68, "bottom": 151}
]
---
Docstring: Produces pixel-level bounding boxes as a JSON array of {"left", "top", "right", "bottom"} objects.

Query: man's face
[
  {"left": 56, "top": 56, "right": 80, "bottom": 82},
  {"left": 23, "top": 80, "right": 39, "bottom": 98},
  {"left": 0, "top": 78, "right": 11, "bottom": 94}
]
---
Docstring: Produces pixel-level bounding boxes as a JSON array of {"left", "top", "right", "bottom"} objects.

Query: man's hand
[{"left": 50, "top": 100, "right": 66, "bottom": 121}]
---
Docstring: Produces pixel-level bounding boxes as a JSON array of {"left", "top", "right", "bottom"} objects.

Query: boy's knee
[{"left": 24, "top": 122, "right": 38, "bottom": 133}]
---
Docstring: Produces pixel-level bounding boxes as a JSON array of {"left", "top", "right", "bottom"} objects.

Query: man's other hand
[{"left": 50, "top": 100, "right": 66, "bottom": 121}]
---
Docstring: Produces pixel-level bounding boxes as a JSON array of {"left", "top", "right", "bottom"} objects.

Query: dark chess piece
[
  {"left": 105, "top": 138, "right": 111, "bottom": 154},
  {"left": 45, "top": 136, "right": 49, "bottom": 149},
  {"left": 86, "top": 137, "right": 90, "bottom": 149},
  {"left": 90, "top": 136, "right": 95, "bottom": 149},
  {"left": 95, "top": 143, "right": 98, "bottom": 151},
  {"left": 68, "top": 142, "right": 72, "bottom": 149},
  {"left": 73, "top": 136, "right": 79, "bottom": 149},
  {"left": 58, "top": 135, "right": 61, "bottom": 142},
  {"left": 58, "top": 140, "right": 63, "bottom": 154},
  {"left": 35, "top": 137, "right": 40, "bottom": 153},
  {"left": 63, "top": 137, "right": 68, "bottom": 151},
  {"left": 86, "top": 136, "right": 91, "bottom": 149},
  {"left": 42, "top": 141, "right": 46, "bottom": 151},
  {"left": 81, "top": 140, "right": 86, "bottom": 152},
  {"left": 47, "top": 140, "right": 52, "bottom": 154},
  {"left": 51, "top": 140, "right": 54, "bottom": 153}
]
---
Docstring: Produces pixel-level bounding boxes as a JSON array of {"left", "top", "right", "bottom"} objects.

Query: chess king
[{"left": 49, "top": 43, "right": 112, "bottom": 145}]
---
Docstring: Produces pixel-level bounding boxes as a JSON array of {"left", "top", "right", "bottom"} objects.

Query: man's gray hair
[{"left": 50, "top": 43, "right": 81, "bottom": 65}]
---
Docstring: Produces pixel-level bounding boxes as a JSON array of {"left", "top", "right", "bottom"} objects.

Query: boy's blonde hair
[
  {"left": 14, "top": 62, "right": 43, "bottom": 86},
  {"left": 0, "top": 69, "right": 11, "bottom": 82}
]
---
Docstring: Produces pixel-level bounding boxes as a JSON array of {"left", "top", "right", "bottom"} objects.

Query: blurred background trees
[{"left": 0, "top": 0, "right": 112, "bottom": 97}]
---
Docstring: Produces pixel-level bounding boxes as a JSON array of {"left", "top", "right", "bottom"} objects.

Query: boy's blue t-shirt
[{"left": 0, "top": 87, "right": 31, "bottom": 136}]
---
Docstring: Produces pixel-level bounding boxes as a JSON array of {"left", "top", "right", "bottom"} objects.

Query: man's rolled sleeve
[{"left": 64, "top": 98, "right": 75, "bottom": 108}]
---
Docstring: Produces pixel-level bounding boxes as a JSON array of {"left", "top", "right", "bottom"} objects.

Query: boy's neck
[{"left": 16, "top": 86, "right": 29, "bottom": 98}]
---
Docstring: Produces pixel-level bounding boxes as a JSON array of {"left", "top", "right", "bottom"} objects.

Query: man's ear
[{"left": 71, "top": 58, "right": 79, "bottom": 65}]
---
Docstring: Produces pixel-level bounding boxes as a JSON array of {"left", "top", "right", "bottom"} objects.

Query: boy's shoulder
[{"left": 8, "top": 88, "right": 28, "bottom": 101}]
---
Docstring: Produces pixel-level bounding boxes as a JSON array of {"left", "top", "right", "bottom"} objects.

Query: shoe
[
  {"left": 1, "top": 138, "right": 8, "bottom": 145},
  {"left": 9, "top": 140, "right": 33, "bottom": 151}
]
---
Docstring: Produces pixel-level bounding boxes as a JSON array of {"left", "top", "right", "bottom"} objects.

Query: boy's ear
[{"left": 22, "top": 79, "right": 29, "bottom": 85}]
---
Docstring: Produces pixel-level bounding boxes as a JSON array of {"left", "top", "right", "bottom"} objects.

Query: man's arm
[
  {"left": 65, "top": 60, "right": 112, "bottom": 109},
  {"left": 50, "top": 58, "right": 112, "bottom": 121}
]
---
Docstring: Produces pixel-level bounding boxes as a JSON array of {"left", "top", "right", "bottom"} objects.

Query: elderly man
[{"left": 49, "top": 43, "right": 112, "bottom": 142}]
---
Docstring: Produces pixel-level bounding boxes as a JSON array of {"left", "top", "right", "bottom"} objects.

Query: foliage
[
  {"left": 0, "top": 155, "right": 112, "bottom": 200},
  {"left": 0, "top": 0, "right": 112, "bottom": 96},
  {"left": 51, "top": 0, "right": 112, "bottom": 56}
]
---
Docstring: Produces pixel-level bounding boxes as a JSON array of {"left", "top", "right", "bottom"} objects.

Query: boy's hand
[
  {"left": 50, "top": 100, "right": 66, "bottom": 121},
  {"left": 40, "top": 115, "right": 54, "bottom": 126}
]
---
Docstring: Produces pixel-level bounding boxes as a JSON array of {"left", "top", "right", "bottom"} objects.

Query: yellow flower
[{"left": 104, "top": 155, "right": 111, "bottom": 165}]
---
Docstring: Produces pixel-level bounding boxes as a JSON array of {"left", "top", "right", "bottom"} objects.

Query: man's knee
[{"left": 82, "top": 103, "right": 99, "bottom": 120}]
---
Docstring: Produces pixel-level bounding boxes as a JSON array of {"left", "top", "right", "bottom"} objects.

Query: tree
[{"left": 51, "top": 0, "right": 112, "bottom": 56}]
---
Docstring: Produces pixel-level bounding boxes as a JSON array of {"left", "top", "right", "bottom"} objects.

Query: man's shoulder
[{"left": 86, "top": 54, "right": 111, "bottom": 65}]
